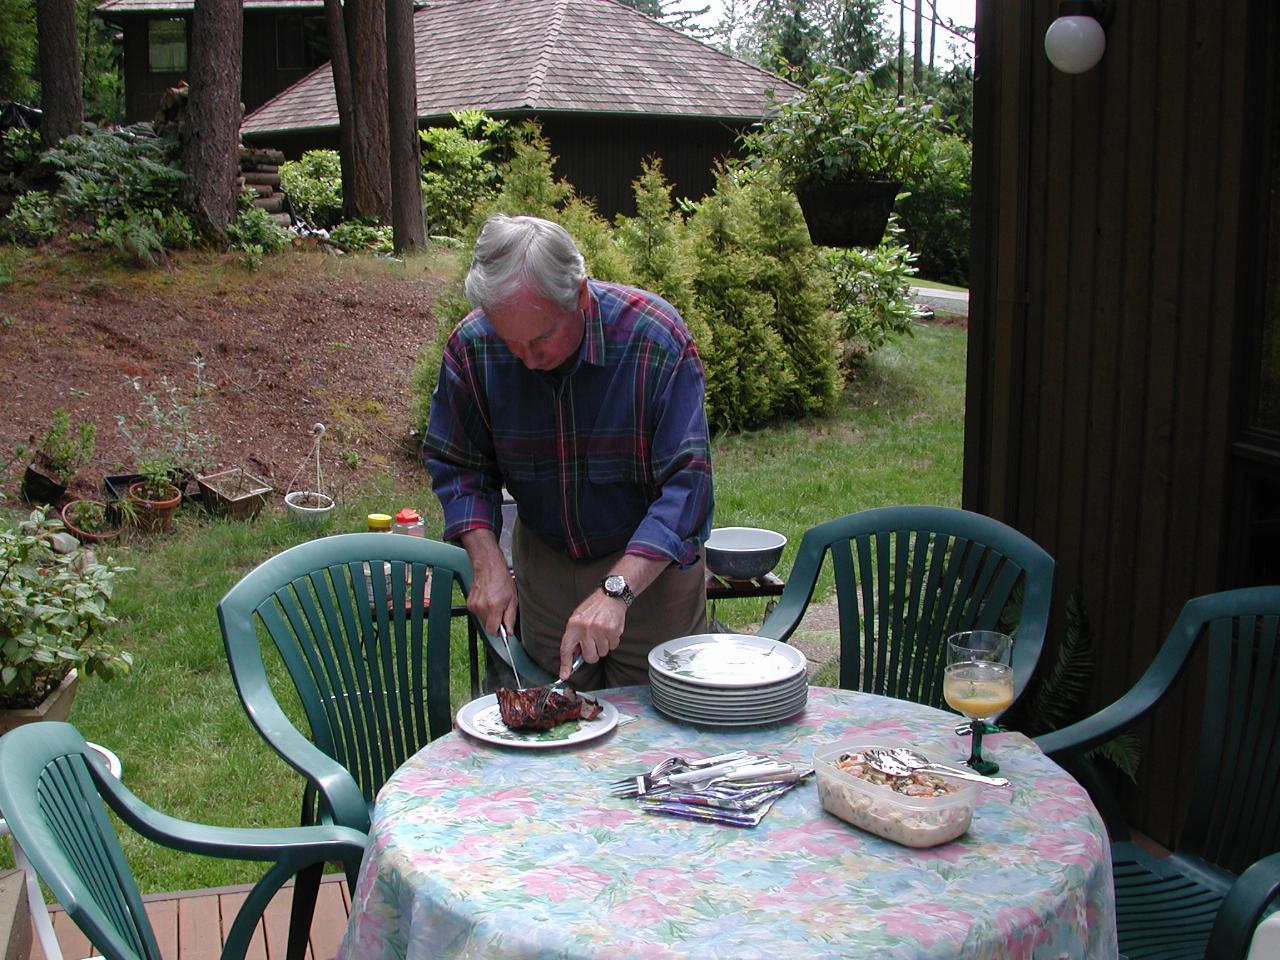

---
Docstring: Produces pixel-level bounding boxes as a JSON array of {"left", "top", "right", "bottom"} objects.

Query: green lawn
[{"left": 3, "top": 318, "right": 966, "bottom": 894}]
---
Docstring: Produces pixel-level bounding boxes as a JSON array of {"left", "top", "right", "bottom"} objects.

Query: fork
[
  {"left": 607, "top": 750, "right": 751, "bottom": 790},
  {"left": 609, "top": 756, "right": 773, "bottom": 798}
]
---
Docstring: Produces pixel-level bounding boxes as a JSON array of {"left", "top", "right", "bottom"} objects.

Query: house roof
[
  {"left": 98, "top": 0, "right": 322, "bottom": 13},
  {"left": 241, "top": 0, "right": 798, "bottom": 135}
]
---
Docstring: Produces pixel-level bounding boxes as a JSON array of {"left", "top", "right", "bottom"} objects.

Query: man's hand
[
  {"left": 558, "top": 554, "right": 670, "bottom": 679},
  {"left": 460, "top": 529, "right": 517, "bottom": 636}
]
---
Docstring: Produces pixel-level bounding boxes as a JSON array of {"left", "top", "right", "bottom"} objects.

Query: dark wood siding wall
[
  {"left": 967, "top": 0, "right": 1262, "bottom": 843},
  {"left": 249, "top": 113, "right": 749, "bottom": 220},
  {"left": 111, "top": 11, "right": 323, "bottom": 123}
]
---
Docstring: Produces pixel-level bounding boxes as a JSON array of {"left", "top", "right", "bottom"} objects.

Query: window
[
  {"left": 148, "top": 18, "right": 186, "bottom": 73},
  {"left": 276, "top": 15, "right": 329, "bottom": 71}
]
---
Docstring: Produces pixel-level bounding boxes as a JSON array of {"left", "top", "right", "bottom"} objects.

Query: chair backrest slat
[
  {"left": 0, "top": 731, "right": 162, "bottom": 960},
  {"left": 1178, "top": 606, "right": 1280, "bottom": 873},
  {"left": 761, "top": 506, "right": 1055, "bottom": 713},
  {"left": 221, "top": 533, "right": 472, "bottom": 811}
]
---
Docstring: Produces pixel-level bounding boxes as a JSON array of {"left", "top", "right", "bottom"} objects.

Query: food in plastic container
[{"left": 813, "top": 741, "right": 979, "bottom": 848}]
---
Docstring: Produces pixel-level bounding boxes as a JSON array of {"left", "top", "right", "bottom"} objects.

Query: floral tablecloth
[{"left": 340, "top": 686, "right": 1117, "bottom": 960}]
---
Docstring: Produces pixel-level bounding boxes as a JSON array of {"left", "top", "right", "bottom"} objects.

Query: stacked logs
[{"left": 239, "top": 147, "right": 291, "bottom": 227}]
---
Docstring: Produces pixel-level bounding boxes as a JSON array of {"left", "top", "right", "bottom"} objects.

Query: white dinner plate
[
  {"left": 649, "top": 670, "right": 808, "bottom": 710},
  {"left": 651, "top": 691, "right": 808, "bottom": 727},
  {"left": 651, "top": 685, "right": 809, "bottom": 723},
  {"left": 648, "top": 633, "right": 807, "bottom": 688},
  {"left": 456, "top": 693, "right": 619, "bottom": 749}
]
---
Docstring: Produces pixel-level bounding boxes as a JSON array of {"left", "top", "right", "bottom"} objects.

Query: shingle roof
[
  {"left": 241, "top": 0, "right": 798, "bottom": 134},
  {"left": 98, "top": 0, "right": 321, "bottom": 13}
]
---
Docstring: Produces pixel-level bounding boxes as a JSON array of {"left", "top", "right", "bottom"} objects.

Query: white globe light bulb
[{"left": 1044, "top": 14, "right": 1107, "bottom": 74}]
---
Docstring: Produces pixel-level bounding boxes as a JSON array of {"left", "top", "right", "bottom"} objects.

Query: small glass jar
[{"left": 393, "top": 508, "right": 424, "bottom": 537}]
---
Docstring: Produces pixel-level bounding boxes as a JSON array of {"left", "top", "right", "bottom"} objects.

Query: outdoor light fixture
[{"left": 1044, "top": 0, "right": 1113, "bottom": 74}]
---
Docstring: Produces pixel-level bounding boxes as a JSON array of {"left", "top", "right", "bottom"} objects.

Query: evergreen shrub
[
  {"left": 279, "top": 150, "right": 343, "bottom": 229},
  {"left": 896, "top": 134, "right": 971, "bottom": 287}
]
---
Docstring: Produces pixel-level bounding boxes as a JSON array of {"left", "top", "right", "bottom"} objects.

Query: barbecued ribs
[{"left": 495, "top": 685, "right": 603, "bottom": 731}]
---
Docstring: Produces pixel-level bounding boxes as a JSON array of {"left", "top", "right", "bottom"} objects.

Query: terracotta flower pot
[
  {"left": 60, "top": 499, "right": 123, "bottom": 544},
  {"left": 128, "top": 481, "right": 182, "bottom": 532}
]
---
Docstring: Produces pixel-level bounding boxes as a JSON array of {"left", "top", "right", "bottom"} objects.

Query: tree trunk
[
  {"left": 180, "top": 0, "right": 243, "bottom": 238},
  {"left": 385, "top": 0, "right": 424, "bottom": 251},
  {"left": 35, "top": 0, "right": 82, "bottom": 147},
  {"left": 346, "top": 0, "right": 391, "bottom": 222},
  {"left": 322, "top": 0, "right": 358, "bottom": 221}
]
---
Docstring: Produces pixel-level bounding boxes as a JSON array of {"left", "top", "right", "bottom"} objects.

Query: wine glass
[{"left": 943, "top": 630, "right": 1014, "bottom": 775}]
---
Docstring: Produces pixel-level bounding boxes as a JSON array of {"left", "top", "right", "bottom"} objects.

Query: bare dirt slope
[{"left": 0, "top": 247, "right": 455, "bottom": 503}]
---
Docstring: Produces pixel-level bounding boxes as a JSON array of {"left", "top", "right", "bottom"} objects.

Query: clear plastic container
[
  {"left": 813, "top": 741, "right": 979, "bottom": 848},
  {"left": 393, "top": 508, "right": 424, "bottom": 536}
]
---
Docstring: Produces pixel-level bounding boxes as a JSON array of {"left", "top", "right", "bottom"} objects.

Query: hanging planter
[
  {"left": 285, "top": 424, "right": 334, "bottom": 529},
  {"left": 794, "top": 179, "right": 901, "bottom": 248},
  {"left": 197, "top": 467, "right": 273, "bottom": 520}
]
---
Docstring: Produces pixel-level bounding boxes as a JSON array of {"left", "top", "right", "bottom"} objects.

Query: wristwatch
[{"left": 600, "top": 574, "right": 635, "bottom": 607}]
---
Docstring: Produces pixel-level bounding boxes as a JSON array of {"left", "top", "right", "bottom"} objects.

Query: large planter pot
[
  {"left": 794, "top": 179, "right": 901, "bottom": 248},
  {"left": 285, "top": 491, "right": 335, "bottom": 528},
  {"left": 20, "top": 463, "right": 67, "bottom": 506},
  {"left": 197, "top": 467, "right": 273, "bottom": 520},
  {"left": 0, "top": 669, "right": 79, "bottom": 735},
  {"left": 60, "top": 499, "right": 123, "bottom": 544},
  {"left": 127, "top": 481, "right": 182, "bottom": 532}
]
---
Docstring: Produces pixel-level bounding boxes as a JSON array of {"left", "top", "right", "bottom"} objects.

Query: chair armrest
[
  {"left": 94, "top": 766, "right": 367, "bottom": 865},
  {"left": 1208, "top": 851, "right": 1280, "bottom": 960},
  {"left": 234, "top": 692, "right": 371, "bottom": 833}
]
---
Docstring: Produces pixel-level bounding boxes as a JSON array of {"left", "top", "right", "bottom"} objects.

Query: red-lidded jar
[{"left": 393, "top": 508, "right": 424, "bottom": 536}]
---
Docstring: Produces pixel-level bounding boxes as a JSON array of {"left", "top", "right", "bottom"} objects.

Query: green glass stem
[{"left": 965, "top": 719, "right": 1000, "bottom": 776}]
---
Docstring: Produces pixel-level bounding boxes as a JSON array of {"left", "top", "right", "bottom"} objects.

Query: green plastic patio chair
[
  {"left": 1036, "top": 586, "right": 1280, "bottom": 960},
  {"left": 218, "top": 531, "right": 473, "bottom": 960},
  {"left": 0, "top": 721, "right": 366, "bottom": 960},
  {"left": 757, "top": 505, "right": 1055, "bottom": 712}
]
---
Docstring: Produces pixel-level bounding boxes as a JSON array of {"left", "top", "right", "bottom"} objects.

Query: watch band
[{"left": 601, "top": 574, "right": 635, "bottom": 607}]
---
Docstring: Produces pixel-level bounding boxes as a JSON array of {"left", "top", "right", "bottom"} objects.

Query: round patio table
[{"left": 339, "top": 686, "right": 1118, "bottom": 959}]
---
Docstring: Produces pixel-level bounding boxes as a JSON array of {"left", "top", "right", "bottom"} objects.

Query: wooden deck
[{"left": 29, "top": 874, "right": 351, "bottom": 960}]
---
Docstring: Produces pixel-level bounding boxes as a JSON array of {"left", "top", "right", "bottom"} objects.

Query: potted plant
[
  {"left": 196, "top": 466, "right": 273, "bottom": 520},
  {"left": 126, "top": 456, "right": 182, "bottom": 532},
  {"left": 19, "top": 408, "right": 97, "bottom": 505},
  {"left": 745, "top": 68, "right": 939, "bottom": 247},
  {"left": 0, "top": 508, "right": 132, "bottom": 734},
  {"left": 60, "top": 498, "right": 123, "bottom": 543},
  {"left": 114, "top": 365, "right": 215, "bottom": 521}
]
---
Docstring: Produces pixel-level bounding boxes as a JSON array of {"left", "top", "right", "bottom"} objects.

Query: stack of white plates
[{"left": 648, "top": 633, "right": 809, "bottom": 726}]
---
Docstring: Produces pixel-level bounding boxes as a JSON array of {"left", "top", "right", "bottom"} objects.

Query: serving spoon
[{"left": 863, "top": 747, "right": 1010, "bottom": 787}]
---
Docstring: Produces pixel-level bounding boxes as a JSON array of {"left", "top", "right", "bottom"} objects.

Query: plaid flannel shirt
[{"left": 422, "top": 280, "right": 713, "bottom": 565}]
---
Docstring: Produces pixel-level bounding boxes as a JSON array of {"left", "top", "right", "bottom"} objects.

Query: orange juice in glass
[{"left": 944, "top": 631, "right": 1013, "bottom": 775}]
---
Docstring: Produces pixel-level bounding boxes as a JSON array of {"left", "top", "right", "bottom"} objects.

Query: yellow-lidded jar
[{"left": 367, "top": 513, "right": 392, "bottom": 532}]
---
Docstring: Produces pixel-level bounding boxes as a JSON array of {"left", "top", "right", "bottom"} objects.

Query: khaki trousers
[{"left": 512, "top": 519, "right": 707, "bottom": 690}]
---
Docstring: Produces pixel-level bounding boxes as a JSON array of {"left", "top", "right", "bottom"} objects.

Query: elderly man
[{"left": 422, "top": 214, "right": 713, "bottom": 689}]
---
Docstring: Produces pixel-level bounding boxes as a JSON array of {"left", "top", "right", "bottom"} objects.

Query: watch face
[{"left": 604, "top": 575, "right": 625, "bottom": 594}]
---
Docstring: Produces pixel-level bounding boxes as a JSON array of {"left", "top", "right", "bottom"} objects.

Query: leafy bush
[
  {"left": 827, "top": 215, "right": 918, "bottom": 367},
  {"left": 1, "top": 189, "right": 59, "bottom": 243},
  {"left": 227, "top": 205, "right": 289, "bottom": 255},
  {"left": 686, "top": 164, "right": 838, "bottom": 430},
  {"left": 42, "top": 123, "right": 185, "bottom": 223},
  {"left": 0, "top": 508, "right": 131, "bottom": 709},
  {"left": 330, "top": 220, "right": 394, "bottom": 253},
  {"left": 419, "top": 110, "right": 517, "bottom": 238},
  {"left": 0, "top": 128, "right": 40, "bottom": 179},
  {"left": 26, "top": 408, "right": 97, "bottom": 484},
  {"left": 744, "top": 68, "right": 940, "bottom": 187},
  {"left": 895, "top": 134, "right": 971, "bottom": 286},
  {"left": 90, "top": 207, "right": 195, "bottom": 266},
  {"left": 116, "top": 366, "right": 215, "bottom": 481},
  {"left": 279, "top": 150, "right": 344, "bottom": 229}
]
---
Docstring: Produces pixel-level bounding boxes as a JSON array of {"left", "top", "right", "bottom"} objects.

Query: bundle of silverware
[{"left": 608, "top": 751, "right": 814, "bottom": 827}]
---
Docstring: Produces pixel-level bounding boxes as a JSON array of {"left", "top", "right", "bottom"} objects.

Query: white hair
[{"left": 464, "top": 214, "right": 586, "bottom": 313}]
